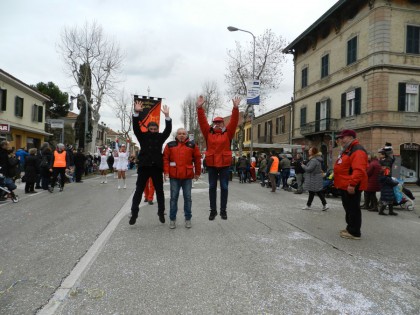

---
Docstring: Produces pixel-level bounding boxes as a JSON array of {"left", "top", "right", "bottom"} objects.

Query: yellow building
[{"left": 0, "top": 69, "right": 50, "bottom": 150}]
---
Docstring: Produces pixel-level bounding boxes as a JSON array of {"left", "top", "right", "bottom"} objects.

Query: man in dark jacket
[
  {"left": 292, "top": 153, "right": 305, "bottom": 194},
  {"left": 129, "top": 100, "right": 172, "bottom": 225}
]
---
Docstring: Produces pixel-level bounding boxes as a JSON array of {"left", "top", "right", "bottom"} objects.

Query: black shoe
[
  {"left": 220, "top": 210, "right": 227, "bottom": 220},
  {"left": 158, "top": 213, "right": 165, "bottom": 223},
  {"left": 144, "top": 199, "right": 148, "bottom": 202},
  {"left": 209, "top": 210, "right": 217, "bottom": 221},
  {"left": 148, "top": 201, "right": 154, "bottom": 205},
  {"left": 129, "top": 215, "right": 138, "bottom": 225}
]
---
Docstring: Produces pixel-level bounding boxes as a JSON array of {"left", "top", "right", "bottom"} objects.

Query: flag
[{"left": 134, "top": 95, "right": 162, "bottom": 132}]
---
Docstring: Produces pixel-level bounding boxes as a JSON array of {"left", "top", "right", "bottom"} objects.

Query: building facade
[
  {"left": 0, "top": 69, "right": 50, "bottom": 150},
  {"left": 284, "top": 0, "right": 420, "bottom": 180}
]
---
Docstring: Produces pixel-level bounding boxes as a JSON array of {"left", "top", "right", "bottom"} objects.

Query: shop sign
[
  {"left": 402, "top": 143, "right": 420, "bottom": 151},
  {"left": 0, "top": 123, "right": 10, "bottom": 133}
]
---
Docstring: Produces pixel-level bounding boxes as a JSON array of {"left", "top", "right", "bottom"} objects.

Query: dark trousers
[
  {"left": 25, "top": 182, "right": 35, "bottom": 192},
  {"left": 282, "top": 168, "right": 290, "bottom": 188},
  {"left": 207, "top": 166, "right": 230, "bottom": 211},
  {"left": 340, "top": 189, "right": 362, "bottom": 237},
  {"left": 131, "top": 166, "right": 165, "bottom": 217},
  {"left": 269, "top": 173, "right": 277, "bottom": 191},
  {"left": 75, "top": 166, "right": 84, "bottom": 182},
  {"left": 51, "top": 167, "right": 66, "bottom": 188},
  {"left": 307, "top": 191, "right": 327, "bottom": 206}
]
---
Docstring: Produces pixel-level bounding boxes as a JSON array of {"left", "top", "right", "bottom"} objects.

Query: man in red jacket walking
[
  {"left": 196, "top": 95, "right": 240, "bottom": 220},
  {"left": 333, "top": 129, "right": 368, "bottom": 240},
  {"left": 163, "top": 128, "right": 201, "bottom": 229}
]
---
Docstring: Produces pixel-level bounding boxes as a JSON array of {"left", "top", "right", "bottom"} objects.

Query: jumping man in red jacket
[
  {"left": 163, "top": 128, "right": 201, "bottom": 229},
  {"left": 196, "top": 95, "right": 240, "bottom": 220}
]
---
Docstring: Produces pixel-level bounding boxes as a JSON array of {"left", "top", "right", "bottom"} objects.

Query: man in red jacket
[
  {"left": 196, "top": 95, "right": 240, "bottom": 220},
  {"left": 333, "top": 129, "right": 368, "bottom": 240},
  {"left": 163, "top": 128, "right": 201, "bottom": 229}
]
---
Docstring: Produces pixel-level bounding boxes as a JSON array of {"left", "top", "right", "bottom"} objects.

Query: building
[
  {"left": 283, "top": 0, "right": 420, "bottom": 180},
  {"left": 0, "top": 69, "right": 50, "bottom": 150}
]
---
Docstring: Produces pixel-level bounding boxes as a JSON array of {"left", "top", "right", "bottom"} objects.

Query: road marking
[{"left": 37, "top": 192, "right": 135, "bottom": 315}]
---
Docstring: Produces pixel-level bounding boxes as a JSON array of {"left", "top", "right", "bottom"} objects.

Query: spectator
[
  {"left": 49, "top": 143, "right": 70, "bottom": 193},
  {"left": 267, "top": 151, "right": 279, "bottom": 192},
  {"left": 292, "top": 153, "right": 305, "bottom": 194},
  {"left": 24, "top": 148, "right": 39, "bottom": 194},
  {"left": 280, "top": 154, "right": 291, "bottom": 190},
  {"left": 365, "top": 154, "right": 382, "bottom": 212},
  {"left": 39, "top": 142, "right": 53, "bottom": 190}
]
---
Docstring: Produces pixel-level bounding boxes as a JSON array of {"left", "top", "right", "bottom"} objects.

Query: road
[{"left": 0, "top": 171, "right": 419, "bottom": 314}]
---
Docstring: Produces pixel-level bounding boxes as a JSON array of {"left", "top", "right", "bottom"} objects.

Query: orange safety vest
[
  {"left": 54, "top": 150, "right": 67, "bottom": 168},
  {"left": 269, "top": 156, "right": 279, "bottom": 174}
]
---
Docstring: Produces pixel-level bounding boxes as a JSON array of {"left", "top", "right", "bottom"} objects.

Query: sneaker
[
  {"left": 209, "top": 210, "right": 217, "bottom": 221},
  {"left": 220, "top": 211, "right": 227, "bottom": 220},
  {"left": 322, "top": 204, "right": 329, "bottom": 211},
  {"left": 339, "top": 229, "right": 347, "bottom": 234},
  {"left": 302, "top": 205, "right": 311, "bottom": 210},
  {"left": 104, "top": 180, "right": 107, "bottom": 184},
  {"left": 123, "top": 184, "right": 127, "bottom": 189},
  {"left": 169, "top": 220, "right": 176, "bottom": 229},
  {"left": 118, "top": 186, "right": 121, "bottom": 190},
  {"left": 185, "top": 220, "right": 192, "bottom": 228},
  {"left": 340, "top": 230, "right": 361, "bottom": 240},
  {"left": 148, "top": 201, "right": 154, "bottom": 205},
  {"left": 158, "top": 213, "right": 165, "bottom": 223},
  {"left": 129, "top": 215, "right": 137, "bottom": 225}
]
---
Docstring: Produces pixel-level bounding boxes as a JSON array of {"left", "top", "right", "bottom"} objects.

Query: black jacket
[
  {"left": 133, "top": 115, "right": 172, "bottom": 169},
  {"left": 24, "top": 155, "right": 39, "bottom": 183}
]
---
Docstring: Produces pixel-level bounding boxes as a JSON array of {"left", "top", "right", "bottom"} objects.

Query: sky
[{"left": 0, "top": 0, "right": 338, "bottom": 142}]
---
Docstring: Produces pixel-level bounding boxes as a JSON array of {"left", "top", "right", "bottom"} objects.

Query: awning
[{"left": 0, "top": 120, "right": 52, "bottom": 136}]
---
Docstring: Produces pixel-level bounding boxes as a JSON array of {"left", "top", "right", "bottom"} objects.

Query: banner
[
  {"left": 247, "top": 80, "right": 260, "bottom": 105},
  {"left": 133, "top": 95, "right": 162, "bottom": 132}
]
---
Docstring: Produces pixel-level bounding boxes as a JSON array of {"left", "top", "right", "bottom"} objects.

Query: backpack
[{"left": 40, "top": 155, "right": 49, "bottom": 168}]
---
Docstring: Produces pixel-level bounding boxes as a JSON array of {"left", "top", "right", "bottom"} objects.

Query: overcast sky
[{"left": 1, "top": 0, "right": 337, "bottom": 140}]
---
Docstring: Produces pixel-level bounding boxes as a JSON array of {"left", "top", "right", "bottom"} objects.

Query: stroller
[
  {"left": 322, "top": 169, "right": 341, "bottom": 197},
  {"left": 286, "top": 168, "right": 298, "bottom": 191},
  {"left": 393, "top": 180, "right": 415, "bottom": 210},
  {"left": 0, "top": 173, "right": 19, "bottom": 203}
]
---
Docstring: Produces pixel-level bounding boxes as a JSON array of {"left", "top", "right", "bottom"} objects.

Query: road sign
[{"left": 247, "top": 80, "right": 260, "bottom": 105}]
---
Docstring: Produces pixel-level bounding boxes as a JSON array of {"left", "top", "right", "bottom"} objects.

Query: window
[
  {"left": 407, "top": 25, "right": 420, "bottom": 54},
  {"left": 316, "top": 99, "right": 331, "bottom": 131},
  {"left": 15, "top": 96, "right": 24, "bottom": 117},
  {"left": 341, "top": 88, "right": 361, "bottom": 117},
  {"left": 301, "top": 67, "right": 308, "bottom": 88},
  {"left": 0, "top": 89, "right": 6, "bottom": 111},
  {"left": 398, "top": 83, "right": 420, "bottom": 112},
  {"left": 300, "top": 107, "right": 307, "bottom": 127},
  {"left": 276, "top": 116, "right": 285, "bottom": 134},
  {"left": 32, "top": 104, "right": 43, "bottom": 122},
  {"left": 321, "top": 54, "right": 329, "bottom": 78},
  {"left": 347, "top": 36, "right": 358, "bottom": 65}
]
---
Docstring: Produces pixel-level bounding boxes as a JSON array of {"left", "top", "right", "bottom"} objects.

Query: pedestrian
[
  {"left": 74, "top": 148, "right": 87, "bottom": 183},
  {"left": 333, "top": 129, "right": 368, "bottom": 240},
  {"left": 196, "top": 95, "right": 239, "bottom": 220},
  {"left": 49, "top": 143, "right": 70, "bottom": 192},
  {"left": 163, "top": 127, "right": 201, "bottom": 229},
  {"left": 117, "top": 141, "right": 130, "bottom": 189},
  {"left": 98, "top": 148, "right": 109, "bottom": 184},
  {"left": 39, "top": 142, "right": 53, "bottom": 190},
  {"left": 15, "top": 147, "right": 28, "bottom": 180},
  {"left": 365, "top": 154, "right": 382, "bottom": 212},
  {"left": 292, "top": 153, "right": 305, "bottom": 194},
  {"left": 267, "top": 150, "right": 279, "bottom": 192},
  {"left": 301, "top": 147, "right": 329, "bottom": 210},
  {"left": 259, "top": 154, "right": 267, "bottom": 184},
  {"left": 24, "top": 148, "right": 39, "bottom": 194},
  {"left": 129, "top": 100, "right": 172, "bottom": 225},
  {"left": 280, "top": 154, "right": 291, "bottom": 190},
  {"left": 377, "top": 148, "right": 399, "bottom": 216}
]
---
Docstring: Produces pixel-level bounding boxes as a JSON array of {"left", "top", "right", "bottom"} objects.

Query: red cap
[
  {"left": 336, "top": 129, "right": 356, "bottom": 139},
  {"left": 212, "top": 117, "right": 224, "bottom": 123}
]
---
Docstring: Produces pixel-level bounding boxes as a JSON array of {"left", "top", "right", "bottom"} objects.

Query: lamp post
[{"left": 227, "top": 25, "right": 256, "bottom": 160}]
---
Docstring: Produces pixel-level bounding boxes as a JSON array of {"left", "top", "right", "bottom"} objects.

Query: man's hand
[
  {"left": 347, "top": 185, "right": 355, "bottom": 195},
  {"left": 161, "top": 105, "right": 170, "bottom": 117},
  {"left": 134, "top": 100, "right": 144, "bottom": 113},
  {"left": 196, "top": 95, "right": 205, "bottom": 108},
  {"left": 232, "top": 97, "right": 241, "bottom": 108}
]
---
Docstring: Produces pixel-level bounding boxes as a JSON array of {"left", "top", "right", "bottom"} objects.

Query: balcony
[
  {"left": 258, "top": 135, "right": 272, "bottom": 144},
  {"left": 300, "top": 118, "right": 338, "bottom": 135}
]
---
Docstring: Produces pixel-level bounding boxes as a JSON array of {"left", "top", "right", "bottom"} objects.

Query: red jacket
[
  {"left": 366, "top": 158, "right": 382, "bottom": 192},
  {"left": 197, "top": 106, "right": 239, "bottom": 167},
  {"left": 333, "top": 139, "right": 368, "bottom": 191},
  {"left": 163, "top": 138, "right": 201, "bottom": 179}
]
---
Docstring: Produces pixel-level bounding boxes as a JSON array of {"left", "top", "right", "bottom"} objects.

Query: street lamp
[{"left": 227, "top": 25, "right": 256, "bottom": 160}]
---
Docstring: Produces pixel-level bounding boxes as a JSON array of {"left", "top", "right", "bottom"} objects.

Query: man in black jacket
[{"left": 129, "top": 100, "right": 172, "bottom": 225}]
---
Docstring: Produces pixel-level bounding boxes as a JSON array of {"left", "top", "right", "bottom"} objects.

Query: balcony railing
[
  {"left": 258, "top": 135, "right": 272, "bottom": 144},
  {"left": 300, "top": 118, "right": 338, "bottom": 135}
]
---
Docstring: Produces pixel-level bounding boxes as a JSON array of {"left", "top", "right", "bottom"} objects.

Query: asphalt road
[{"left": 0, "top": 171, "right": 419, "bottom": 314}]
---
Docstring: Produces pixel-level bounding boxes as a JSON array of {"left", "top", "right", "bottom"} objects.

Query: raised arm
[
  {"left": 226, "top": 97, "right": 240, "bottom": 139},
  {"left": 132, "top": 100, "right": 145, "bottom": 141},
  {"left": 161, "top": 105, "right": 172, "bottom": 141},
  {"left": 196, "top": 96, "right": 210, "bottom": 137}
]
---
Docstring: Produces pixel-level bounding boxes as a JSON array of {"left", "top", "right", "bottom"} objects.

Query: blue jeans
[
  {"left": 169, "top": 178, "right": 192, "bottom": 221},
  {"left": 207, "top": 166, "right": 230, "bottom": 211}
]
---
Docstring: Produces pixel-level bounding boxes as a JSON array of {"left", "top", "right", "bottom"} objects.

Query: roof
[{"left": 283, "top": 0, "right": 347, "bottom": 53}]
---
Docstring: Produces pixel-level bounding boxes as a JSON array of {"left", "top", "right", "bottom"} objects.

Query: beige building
[
  {"left": 0, "top": 69, "right": 50, "bottom": 150},
  {"left": 283, "top": 0, "right": 420, "bottom": 180}
]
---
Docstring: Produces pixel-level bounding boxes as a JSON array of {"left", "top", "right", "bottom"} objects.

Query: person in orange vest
[
  {"left": 163, "top": 127, "right": 201, "bottom": 229},
  {"left": 144, "top": 178, "right": 155, "bottom": 205},
  {"left": 48, "top": 143, "right": 70, "bottom": 192},
  {"left": 196, "top": 95, "right": 240, "bottom": 220},
  {"left": 267, "top": 150, "right": 279, "bottom": 192}
]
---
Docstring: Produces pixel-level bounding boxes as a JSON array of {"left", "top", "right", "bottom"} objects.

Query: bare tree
[
  {"left": 201, "top": 80, "right": 223, "bottom": 121},
  {"left": 225, "top": 28, "right": 287, "bottom": 153},
  {"left": 110, "top": 89, "right": 132, "bottom": 141},
  {"left": 58, "top": 20, "right": 123, "bottom": 152}
]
